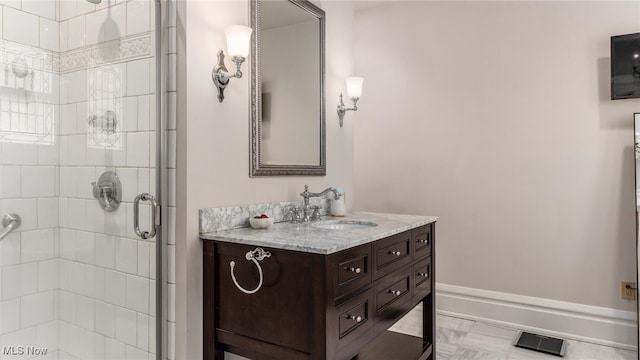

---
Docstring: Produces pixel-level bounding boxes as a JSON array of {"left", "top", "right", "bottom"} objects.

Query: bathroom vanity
[{"left": 201, "top": 213, "right": 437, "bottom": 360}]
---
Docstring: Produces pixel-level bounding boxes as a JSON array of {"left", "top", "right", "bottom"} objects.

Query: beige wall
[
  {"left": 176, "top": 1, "right": 355, "bottom": 358},
  {"left": 354, "top": 1, "right": 640, "bottom": 312}
]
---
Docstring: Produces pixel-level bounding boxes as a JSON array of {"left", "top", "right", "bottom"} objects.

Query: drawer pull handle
[
  {"left": 346, "top": 314, "right": 363, "bottom": 322},
  {"left": 417, "top": 272, "right": 429, "bottom": 278},
  {"left": 417, "top": 239, "right": 429, "bottom": 245},
  {"left": 387, "top": 289, "right": 401, "bottom": 296},
  {"left": 388, "top": 251, "right": 401, "bottom": 256},
  {"left": 345, "top": 266, "right": 362, "bottom": 274}
]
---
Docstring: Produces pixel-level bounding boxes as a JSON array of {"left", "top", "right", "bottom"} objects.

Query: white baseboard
[{"left": 435, "top": 283, "right": 638, "bottom": 351}]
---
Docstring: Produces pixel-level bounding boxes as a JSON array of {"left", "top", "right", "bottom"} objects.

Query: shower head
[{"left": 86, "top": 0, "right": 101, "bottom": 4}]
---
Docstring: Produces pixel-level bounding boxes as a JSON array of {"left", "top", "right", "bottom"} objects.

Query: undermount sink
[{"left": 311, "top": 220, "right": 378, "bottom": 230}]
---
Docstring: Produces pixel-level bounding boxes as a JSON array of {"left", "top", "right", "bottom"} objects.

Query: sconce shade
[
  {"left": 224, "top": 25, "right": 253, "bottom": 58},
  {"left": 345, "top": 77, "right": 364, "bottom": 98}
]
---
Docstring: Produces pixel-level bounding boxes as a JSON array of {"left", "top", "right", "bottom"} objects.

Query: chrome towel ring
[{"left": 230, "top": 247, "right": 271, "bottom": 294}]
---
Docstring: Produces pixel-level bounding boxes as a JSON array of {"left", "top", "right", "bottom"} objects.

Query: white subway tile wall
[
  {"left": 4, "top": 7, "right": 40, "bottom": 47},
  {"left": 164, "top": 0, "right": 177, "bottom": 358},
  {"left": 0, "top": 0, "right": 177, "bottom": 359}
]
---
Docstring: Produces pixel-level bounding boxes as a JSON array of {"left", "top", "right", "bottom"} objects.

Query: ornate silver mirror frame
[{"left": 249, "top": 0, "right": 326, "bottom": 176}]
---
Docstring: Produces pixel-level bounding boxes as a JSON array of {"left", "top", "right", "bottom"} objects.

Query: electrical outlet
[{"left": 621, "top": 281, "right": 636, "bottom": 300}]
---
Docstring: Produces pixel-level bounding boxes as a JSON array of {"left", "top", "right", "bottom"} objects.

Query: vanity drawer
[
  {"left": 334, "top": 244, "right": 372, "bottom": 301},
  {"left": 338, "top": 298, "right": 368, "bottom": 338},
  {"left": 413, "top": 257, "right": 431, "bottom": 301},
  {"left": 334, "top": 289, "right": 373, "bottom": 350},
  {"left": 373, "top": 231, "right": 411, "bottom": 280},
  {"left": 412, "top": 224, "right": 432, "bottom": 260},
  {"left": 374, "top": 267, "right": 411, "bottom": 315}
]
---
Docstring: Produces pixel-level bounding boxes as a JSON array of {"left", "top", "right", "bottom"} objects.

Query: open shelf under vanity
[{"left": 354, "top": 332, "right": 432, "bottom": 360}]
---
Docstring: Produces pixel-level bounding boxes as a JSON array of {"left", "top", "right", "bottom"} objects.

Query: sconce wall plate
[
  {"left": 337, "top": 93, "right": 359, "bottom": 127},
  {"left": 212, "top": 51, "right": 231, "bottom": 102},
  {"left": 212, "top": 50, "right": 246, "bottom": 102}
]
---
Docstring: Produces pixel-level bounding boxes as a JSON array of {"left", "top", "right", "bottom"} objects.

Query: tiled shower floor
[{"left": 389, "top": 306, "right": 638, "bottom": 360}]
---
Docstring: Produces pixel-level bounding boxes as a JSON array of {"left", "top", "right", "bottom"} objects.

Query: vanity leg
[
  {"left": 213, "top": 349, "right": 224, "bottom": 360},
  {"left": 204, "top": 242, "right": 221, "bottom": 359},
  {"left": 424, "top": 233, "right": 436, "bottom": 360},
  {"left": 423, "top": 295, "right": 435, "bottom": 360}
]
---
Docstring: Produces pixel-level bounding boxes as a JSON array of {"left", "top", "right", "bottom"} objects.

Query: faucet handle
[
  {"left": 310, "top": 206, "right": 322, "bottom": 221},
  {"left": 289, "top": 206, "right": 302, "bottom": 223}
]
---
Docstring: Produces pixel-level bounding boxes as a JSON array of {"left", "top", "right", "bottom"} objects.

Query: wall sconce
[
  {"left": 212, "top": 25, "right": 253, "bottom": 102},
  {"left": 337, "top": 77, "right": 364, "bottom": 127}
]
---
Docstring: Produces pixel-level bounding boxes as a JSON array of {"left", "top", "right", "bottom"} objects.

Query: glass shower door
[
  {"left": 635, "top": 113, "right": 640, "bottom": 350},
  {"left": 0, "top": 0, "right": 161, "bottom": 359}
]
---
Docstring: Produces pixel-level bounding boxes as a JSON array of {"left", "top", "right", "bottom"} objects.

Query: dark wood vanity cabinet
[{"left": 203, "top": 223, "right": 435, "bottom": 360}]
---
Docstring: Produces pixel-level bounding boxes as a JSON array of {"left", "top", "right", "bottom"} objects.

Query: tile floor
[{"left": 389, "top": 306, "right": 638, "bottom": 360}]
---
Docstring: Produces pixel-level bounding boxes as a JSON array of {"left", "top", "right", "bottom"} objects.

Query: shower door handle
[{"left": 134, "top": 193, "right": 160, "bottom": 239}]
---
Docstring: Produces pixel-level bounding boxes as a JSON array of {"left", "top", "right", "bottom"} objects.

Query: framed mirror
[{"left": 249, "top": 0, "right": 326, "bottom": 176}]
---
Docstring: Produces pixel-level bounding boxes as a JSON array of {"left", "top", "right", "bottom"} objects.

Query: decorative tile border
[
  {"left": 0, "top": 33, "right": 153, "bottom": 76},
  {"left": 199, "top": 199, "right": 330, "bottom": 233},
  {"left": 60, "top": 33, "right": 153, "bottom": 73}
]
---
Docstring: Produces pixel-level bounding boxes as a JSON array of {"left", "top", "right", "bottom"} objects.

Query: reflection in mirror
[{"left": 250, "top": 0, "right": 326, "bottom": 176}]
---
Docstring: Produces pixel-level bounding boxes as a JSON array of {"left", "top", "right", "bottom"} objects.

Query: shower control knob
[
  {"left": 387, "top": 290, "right": 401, "bottom": 296},
  {"left": 388, "top": 251, "right": 401, "bottom": 256},
  {"left": 91, "top": 171, "right": 121, "bottom": 212}
]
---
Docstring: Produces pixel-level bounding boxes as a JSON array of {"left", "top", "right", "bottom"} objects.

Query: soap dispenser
[{"left": 330, "top": 187, "right": 346, "bottom": 217}]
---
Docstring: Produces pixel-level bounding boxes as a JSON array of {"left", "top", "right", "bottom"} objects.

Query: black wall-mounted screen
[{"left": 611, "top": 33, "right": 640, "bottom": 100}]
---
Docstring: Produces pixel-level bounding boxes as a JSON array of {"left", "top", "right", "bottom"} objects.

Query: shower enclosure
[{"left": 0, "top": 0, "right": 166, "bottom": 358}]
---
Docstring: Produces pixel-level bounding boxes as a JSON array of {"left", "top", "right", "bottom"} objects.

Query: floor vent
[{"left": 514, "top": 331, "right": 567, "bottom": 357}]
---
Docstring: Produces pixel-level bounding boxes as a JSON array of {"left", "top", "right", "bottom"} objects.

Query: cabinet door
[{"left": 215, "top": 243, "right": 325, "bottom": 356}]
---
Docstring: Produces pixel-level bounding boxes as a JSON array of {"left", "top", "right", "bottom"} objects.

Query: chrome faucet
[{"left": 299, "top": 185, "right": 339, "bottom": 222}]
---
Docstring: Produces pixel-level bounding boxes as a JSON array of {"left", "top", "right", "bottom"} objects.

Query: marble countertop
[{"left": 200, "top": 212, "right": 438, "bottom": 255}]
